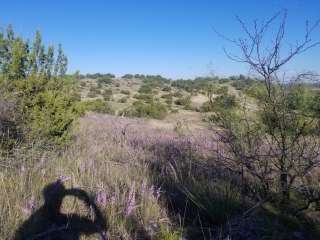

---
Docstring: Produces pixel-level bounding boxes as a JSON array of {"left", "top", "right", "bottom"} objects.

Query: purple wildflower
[
  {"left": 96, "top": 191, "right": 107, "bottom": 207},
  {"left": 125, "top": 182, "right": 136, "bottom": 217}
]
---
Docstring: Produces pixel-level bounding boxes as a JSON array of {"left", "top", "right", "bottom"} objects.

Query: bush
[
  {"left": 201, "top": 101, "right": 214, "bottom": 112},
  {"left": 215, "top": 94, "right": 237, "bottom": 109},
  {"left": 102, "top": 88, "right": 113, "bottom": 101},
  {"left": 81, "top": 99, "right": 114, "bottom": 114},
  {"left": 98, "top": 77, "right": 113, "bottom": 85},
  {"left": 138, "top": 84, "right": 153, "bottom": 94},
  {"left": 174, "top": 96, "right": 191, "bottom": 109},
  {"left": 118, "top": 96, "right": 128, "bottom": 103},
  {"left": 161, "top": 93, "right": 173, "bottom": 105},
  {"left": 201, "top": 94, "right": 237, "bottom": 112},
  {"left": 122, "top": 100, "right": 167, "bottom": 119},
  {"left": 173, "top": 91, "right": 183, "bottom": 98},
  {"left": 133, "top": 94, "right": 153, "bottom": 103},
  {"left": 122, "top": 74, "right": 134, "bottom": 79},
  {"left": 162, "top": 86, "right": 172, "bottom": 92},
  {"left": 87, "top": 86, "right": 100, "bottom": 98},
  {"left": 29, "top": 90, "right": 83, "bottom": 144},
  {"left": 120, "top": 90, "right": 130, "bottom": 95},
  {"left": 0, "top": 98, "right": 20, "bottom": 149}
]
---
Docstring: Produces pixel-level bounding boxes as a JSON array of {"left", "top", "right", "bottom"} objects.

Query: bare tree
[{"left": 214, "top": 10, "right": 320, "bottom": 209}]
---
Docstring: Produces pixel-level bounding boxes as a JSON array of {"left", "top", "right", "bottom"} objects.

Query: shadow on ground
[{"left": 14, "top": 180, "right": 108, "bottom": 240}]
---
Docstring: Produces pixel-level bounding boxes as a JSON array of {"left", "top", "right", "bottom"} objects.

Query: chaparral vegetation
[{"left": 1, "top": 10, "right": 320, "bottom": 240}]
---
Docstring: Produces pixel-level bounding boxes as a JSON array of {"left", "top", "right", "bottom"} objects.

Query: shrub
[
  {"left": 138, "top": 84, "right": 153, "bottom": 94},
  {"left": 98, "top": 77, "right": 113, "bottom": 85},
  {"left": 215, "top": 94, "right": 237, "bottom": 109},
  {"left": 173, "top": 91, "right": 183, "bottom": 98},
  {"left": 201, "top": 101, "right": 214, "bottom": 112},
  {"left": 81, "top": 99, "right": 114, "bottom": 114},
  {"left": 122, "top": 74, "right": 134, "bottom": 79},
  {"left": 102, "top": 88, "right": 113, "bottom": 101},
  {"left": 29, "top": 90, "right": 83, "bottom": 144},
  {"left": 162, "top": 93, "right": 173, "bottom": 106},
  {"left": 122, "top": 100, "right": 167, "bottom": 119},
  {"left": 87, "top": 86, "right": 100, "bottom": 98},
  {"left": 120, "top": 90, "right": 130, "bottom": 95},
  {"left": 174, "top": 96, "right": 191, "bottom": 109},
  {"left": 118, "top": 96, "right": 128, "bottom": 103},
  {"left": 162, "top": 86, "right": 172, "bottom": 92},
  {"left": 0, "top": 98, "right": 20, "bottom": 149},
  {"left": 133, "top": 94, "right": 153, "bottom": 103}
]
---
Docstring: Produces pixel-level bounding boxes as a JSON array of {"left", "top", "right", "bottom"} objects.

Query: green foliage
[
  {"left": 133, "top": 94, "right": 153, "bottom": 102},
  {"left": 161, "top": 93, "right": 173, "bottom": 105},
  {"left": 102, "top": 88, "right": 113, "bottom": 101},
  {"left": 87, "top": 86, "right": 100, "bottom": 98},
  {"left": 97, "top": 76, "right": 113, "bottom": 85},
  {"left": 162, "top": 86, "right": 172, "bottom": 92},
  {"left": 122, "top": 74, "right": 134, "bottom": 79},
  {"left": 138, "top": 84, "right": 153, "bottom": 94},
  {"left": 174, "top": 96, "right": 191, "bottom": 109},
  {"left": 309, "top": 91, "right": 320, "bottom": 117},
  {"left": 215, "top": 94, "right": 237, "bottom": 109},
  {"left": 28, "top": 90, "right": 82, "bottom": 143},
  {"left": 173, "top": 91, "right": 183, "bottom": 98},
  {"left": 0, "top": 24, "right": 80, "bottom": 146},
  {"left": 244, "top": 82, "right": 267, "bottom": 100},
  {"left": 80, "top": 99, "right": 114, "bottom": 114},
  {"left": 172, "top": 77, "right": 219, "bottom": 92},
  {"left": 86, "top": 73, "right": 115, "bottom": 79},
  {"left": 54, "top": 44, "right": 68, "bottom": 77},
  {"left": 118, "top": 96, "right": 128, "bottom": 103},
  {"left": 122, "top": 100, "right": 167, "bottom": 119}
]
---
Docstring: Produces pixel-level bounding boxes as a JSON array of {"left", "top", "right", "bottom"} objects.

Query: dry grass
[{"left": 0, "top": 113, "right": 218, "bottom": 239}]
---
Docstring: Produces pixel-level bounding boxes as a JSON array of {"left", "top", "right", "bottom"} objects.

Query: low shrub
[
  {"left": 120, "top": 90, "right": 130, "bottom": 95},
  {"left": 122, "top": 100, "right": 167, "bottom": 119},
  {"left": 102, "top": 88, "right": 113, "bottom": 101},
  {"left": 162, "top": 86, "right": 172, "bottom": 92},
  {"left": 118, "top": 96, "right": 128, "bottom": 103},
  {"left": 81, "top": 99, "right": 114, "bottom": 114},
  {"left": 87, "top": 86, "right": 101, "bottom": 98},
  {"left": 97, "top": 77, "right": 113, "bottom": 85},
  {"left": 138, "top": 84, "right": 153, "bottom": 94},
  {"left": 173, "top": 91, "right": 183, "bottom": 98},
  {"left": 174, "top": 96, "right": 191, "bottom": 109},
  {"left": 133, "top": 94, "right": 153, "bottom": 103}
]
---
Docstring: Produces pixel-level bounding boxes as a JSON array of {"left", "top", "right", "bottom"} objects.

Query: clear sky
[{"left": 1, "top": 0, "right": 320, "bottom": 79}]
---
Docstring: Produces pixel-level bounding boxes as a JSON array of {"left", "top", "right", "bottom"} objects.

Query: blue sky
[{"left": 2, "top": 0, "right": 320, "bottom": 79}]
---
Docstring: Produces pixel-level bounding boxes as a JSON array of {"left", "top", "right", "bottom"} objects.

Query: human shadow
[{"left": 14, "top": 180, "right": 108, "bottom": 240}]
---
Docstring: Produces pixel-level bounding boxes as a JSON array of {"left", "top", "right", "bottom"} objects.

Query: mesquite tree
[{"left": 215, "top": 11, "right": 320, "bottom": 208}]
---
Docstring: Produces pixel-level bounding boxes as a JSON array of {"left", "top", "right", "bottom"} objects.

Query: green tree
[
  {"left": 9, "top": 37, "right": 28, "bottom": 79},
  {"left": 54, "top": 44, "right": 68, "bottom": 77}
]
